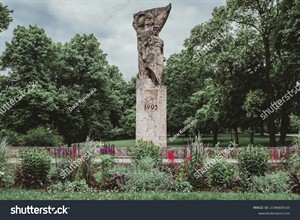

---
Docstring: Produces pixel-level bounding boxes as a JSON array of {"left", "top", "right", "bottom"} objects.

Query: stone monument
[{"left": 133, "top": 4, "right": 171, "bottom": 148}]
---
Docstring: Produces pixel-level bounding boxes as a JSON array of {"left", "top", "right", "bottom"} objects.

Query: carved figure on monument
[{"left": 133, "top": 4, "right": 171, "bottom": 86}]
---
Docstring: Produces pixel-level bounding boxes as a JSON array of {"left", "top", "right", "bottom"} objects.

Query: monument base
[{"left": 136, "top": 78, "right": 167, "bottom": 148}]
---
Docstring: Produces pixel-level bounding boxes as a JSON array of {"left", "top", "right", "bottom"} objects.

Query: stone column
[{"left": 136, "top": 78, "right": 167, "bottom": 148}]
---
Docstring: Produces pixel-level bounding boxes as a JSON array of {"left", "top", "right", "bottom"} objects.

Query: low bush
[
  {"left": 250, "top": 171, "right": 291, "bottom": 193},
  {"left": 121, "top": 157, "right": 170, "bottom": 192},
  {"left": 81, "top": 137, "right": 97, "bottom": 184},
  {"left": 23, "top": 127, "right": 63, "bottom": 146},
  {"left": 49, "top": 180, "right": 90, "bottom": 192},
  {"left": 185, "top": 133, "right": 208, "bottom": 188},
  {"left": 0, "top": 138, "right": 14, "bottom": 188},
  {"left": 285, "top": 132, "right": 300, "bottom": 193},
  {"left": 238, "top": 145, "right": 269, "bottom": 177},
  {"left": 94, "top": 166, "right": 126, "bottom": 191},
  {"left": 131, "top": 141, "right": 162, "bottom": 167},
  {"left": 0, "top": 130, "right": 25, "bottom": 146},
  {"left": 170, "top": 178, "right": 193, "bottom": 192},
  {"left": 94, "top": 154, "right": 116, "bottom": 189},
  {"left": 19, "top": 148, "right": 52, "bottom": 188},
  {"left": 207, "top": 160, "right": 235, "bottom": 187}
]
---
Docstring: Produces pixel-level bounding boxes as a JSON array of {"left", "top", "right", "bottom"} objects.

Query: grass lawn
[
  {"left": 0, "top": 189, "right": 299, "bottom": 200},
  {"left": 102, "top": 133, "right": 294, "bottom": 148}
]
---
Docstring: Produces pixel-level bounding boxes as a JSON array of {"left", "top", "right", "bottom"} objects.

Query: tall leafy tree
[{"left": 0, "top": 2, "right": 13, "bottom": 34}]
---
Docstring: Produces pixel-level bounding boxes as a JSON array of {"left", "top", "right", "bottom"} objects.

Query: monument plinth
[{"left": 133, "top": 4, "right": 171, "bottom": 148}]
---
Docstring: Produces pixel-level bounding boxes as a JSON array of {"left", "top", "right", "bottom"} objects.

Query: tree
[
  {"left": 226, "top": 0, "right": 280, "bottom": 146},
  {"left": 165, "top": 50, "right": 205, "bottom": 135},
  {"left": 0, "top": 3, "right": 13, "bottom": 34},
  {"left": 0, "top": 27, "right": 127, "bottom": 144}
]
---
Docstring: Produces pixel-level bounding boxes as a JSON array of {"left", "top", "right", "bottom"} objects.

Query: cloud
[{"left": 0, "top": 0, "right": 226, "bottom": 80}]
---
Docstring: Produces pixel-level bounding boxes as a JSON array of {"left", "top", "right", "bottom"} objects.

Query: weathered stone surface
[
  {"left": 133, "top": 3, "right": 171, "bottom": 86},
  {"left": 136, "top": 78, "right": 167, "bottom": 148},
  {"left": 133, "top": 4, "right": 171, "bottom": 148}
]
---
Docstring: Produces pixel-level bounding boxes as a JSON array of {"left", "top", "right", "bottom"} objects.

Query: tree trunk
[
  {"left": 250, "top": 126, "right": 254, "bottom": 144},
  {"left": 212, "top": 125, "right": 218, "bottom": 147},
  {"left": 234, "top": 127, "right": 239, "bottom": 145},
  {"left": 260, "top": 120, "right": 264, "bottom": 136},
  {"left": 267, "top": 114, "right": 277, "bottom": 147},
  {"left": 279, "top": 105, "right": 289, "bottom": 146},
  {"left": 263, "top": 35, "right": 277, "bottom": 147}
]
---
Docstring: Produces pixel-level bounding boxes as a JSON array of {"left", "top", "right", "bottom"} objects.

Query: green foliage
[
  {"left": 290, "top": 115, "right": 300, "bottom": 133},
  {"left": 286, "top": 133, "right": 300, "bottom": 177},
  {"left": 1, "top": 189, "right": 300, "bottom": 200},
  {"left": 0, "top": 26, "right": 128, "bottom": 144},
  {"left": 0, "top": 166, "right": 14, "bottom": 188},
  {"left": 94, "top": 155, "right": 115, "bottom": 185},
  {"left": 0, "top": 138, "right": 14, "bottom": 188},
  {"left": 120, "top": 108, "right": 136, "bottom": 137},
  {"left": 238, "top": 145, "right": 269, "bottom": 177},
  {"left": 131, "top": 141, "right": 162, "bottom": 166},
  {"left": 99, "top": 155, "right": 114, "bottom": 177},
  {"left": 49, "top": 158, "right": 78, "bottom": 183},
  {"left": 81, "top": 137, "right": 97, "bottom": 184},
  {"left": 186, "top": 133, "right": 209, "bottom": 187},
  {"left": 0, "top": 137, "right": 9, "bottom": 166},
  {"left": 49, "top": 180, "right": 90, "bottom": 192},
  {"left": 23, "top": 127, "right": 63, "bottom": 146},
  {"left": 0, "top": 3, "right": 13, "bottom": 33},
  {"left": 121, "top": 157, "right": 170, "bottom": 192},
  {"left": 0, "top": 130, "right": 25, "bottom": 146},
  {"left": 250, "top": 171, "right": 291, "bottom": 194},
  {"left": 170, "top": 178, "right": 193, "bottom": 193},
  {"left": 207, "top": 160, "right": 235, "bottom": 186},
  {"left": 19, "top": 148, "right": 52, "bottom": 188}
]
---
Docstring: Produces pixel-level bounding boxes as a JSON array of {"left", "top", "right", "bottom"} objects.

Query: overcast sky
[{"left": 0, "top": 0, "right": 226, "bottom": 81}]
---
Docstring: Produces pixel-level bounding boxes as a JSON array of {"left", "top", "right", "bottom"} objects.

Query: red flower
[{"left": 165, "top": 150, "right": 175, "bottom": 162}]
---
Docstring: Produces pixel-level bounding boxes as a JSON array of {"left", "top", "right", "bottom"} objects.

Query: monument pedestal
[{"left": 136, "top": 78, "right": 167, "bottom": 148}]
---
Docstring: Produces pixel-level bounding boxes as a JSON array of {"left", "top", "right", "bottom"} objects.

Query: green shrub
[
  {"left": 121, "top": 157, "right": 170, "bottom": 192},
  {"left": 0, "top": 138, "right": 14, "bottom": 188},
  {"left": 238, "top": 145, "right": 269, "bottom": 177},
  {"left": 49, "top": 180, "right": 90, "bottom": 192},
  {"left": 23, "top": 127, "right": 63, "bottom": 146},
  {"left": 250, "top": 171, "right": 291, "bottom": 193},
  {"left": 49, "top": 158, "right": 80, "bottom": 183},
  {"left": 286, "top": 132, "right": 300, "bottom": 176},
  {"left": 94, "top": 165, "right": 125, "bottom": 191},
  {"left": 81, "top": 137, "right": 97, "bottom": 184},
  {"left": 0, "top": 130, "right": 25, "bottom": 146},
  {"left": 99, "top": 155, "right": 115, "bottom": 179},
  {"left": 170, "top": 178, "right": 193, "bottom": 192},
  {"left": 94, "top": 155, "right": 115, "bottom": 187},
  {"left": 131, "top": 141, "right": 162, "bottom": 166},
  {"left": 0, "top": 138, "right": 9, "bottom": 166},
  {"left": 207, "top": 160, "right": 235, "bottom": 186},
  {"left": 186, "top": 133, "right": 208, "bottom": 187},
  {"left": 285, "top": 132, "right": 300, "bottom": 193},
  {"left": 20, "top": 148, "right": 52, "bottom": 188}
]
